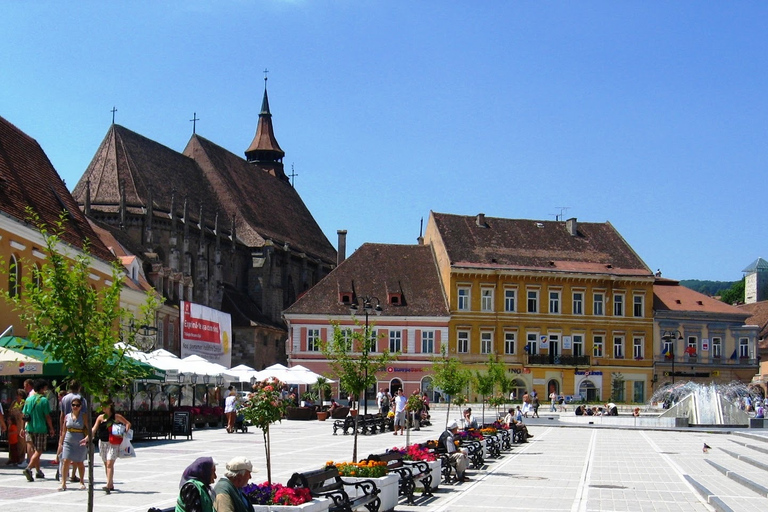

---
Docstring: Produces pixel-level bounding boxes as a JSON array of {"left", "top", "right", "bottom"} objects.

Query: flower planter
[
  {"left": 426, "top": 460, "right": 440, "bottom": 490},
  {"left": 316, "top": 411, "right": 328, "bottom": 421},
  {"left": 251, "top": 498, "right": 330, "bottom": 512},
  {"left": 343, "top": 473, "right": 398, "bottom": 512}
]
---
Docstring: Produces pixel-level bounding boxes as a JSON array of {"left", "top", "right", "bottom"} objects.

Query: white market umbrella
[{"left": 0, "top": 347, "right": 43, "bottom": 376}]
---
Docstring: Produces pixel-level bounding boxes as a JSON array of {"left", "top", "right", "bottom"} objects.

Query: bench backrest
[
  {"left": 287, "top": 467, "right": 344, "bottom": 495},
  {"left": 365, "top": 451, "right": 404, "bottom": 470}
]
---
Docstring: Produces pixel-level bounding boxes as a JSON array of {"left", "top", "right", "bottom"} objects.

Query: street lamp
[
  {"left": 661, "top": 330, "right": 684, "bottom": 384},
  {"left": 127, "top": 319, "right": 159, "bottom": 351},
  {"left": 203, "top": 374, "right": 211, "bottom": 406},
  {"left": 176, "top": 372, "right": 185, "bottom": 408},
  {"left": 190, "top": 373, "right": 199, "bottom": 408},
  {"left": 350, "top": 296, "right": 383, "bottom": 415}
]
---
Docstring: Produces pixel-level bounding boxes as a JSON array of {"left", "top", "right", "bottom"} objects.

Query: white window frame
[
  {"left": 712, "top": 337, "right": 722, "bottom": 358},
  {"left": 527, "top": 289, "right": 539, "bottom": 313},
  {"left": 572, "top": 291, "right": 584, "bottom": 315},
  {"left": 633, "top": 337, "right": 643, "bottom": 359},
  {"left": 573, "top": 334, "right": 584, "bottom": 357},
  {"left": 613, "top": 336, "right": 624, "bottom": 359},
  {"left": 389, "top": 330, "right": 402, "bottom": 353},
  {"left": 504, "top": 331, "right": 516, "bottom": 355},
  {"left": 613, "top": 293, "right": 624, "bottom": 317},
  {"left": 307, "top": 329, "right": 321, "bottom": 352},
  {"left": 457, "top": 330, "right": 469, "bottom": 354},
  {"left": 481, "top": 287, "right": 494, "bottom": 312},
  {"left": 421, "top": 331, "right": 435, "bottom": 354},
  {"left": 593, "top": 335, "right": 604, "bottom": 358},
  {"left": 686, "top": 336, "right": 698, "bottom": 357},
  {"left": 526, "top": 332, "right": 538, "bottom": 355},
  {"left": 633, "top": 295, "right": 644, "bottom": 317},
  {"left": 593, "top": 292, "right": 604, "bottom": 316},
  {"left": 739, "top": 337, "right": 749, "bottom": 358},
  {"left": 504, "top": 288, "right": 516, "bottom": 312},
  {"left": 480, "top": 331, "right": 493, "bottom": 354},
  {"left": 457, "top": 286, "right": 471, "bottom": 311},
  {"left": 549, "top": 290, "right": 561, "bottom": 314}
]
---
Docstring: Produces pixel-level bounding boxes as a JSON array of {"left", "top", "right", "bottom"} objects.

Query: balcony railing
[
  {"left": 655, "top": 356, "right": 758, "bottom": 366},
  {"left": 527, "top": 354, "right": 591, "bottom": 366}
]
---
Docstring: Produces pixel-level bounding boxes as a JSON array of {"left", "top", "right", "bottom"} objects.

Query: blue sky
[{"left": 2, "top": 2, "right": 766, "bottom": 282}]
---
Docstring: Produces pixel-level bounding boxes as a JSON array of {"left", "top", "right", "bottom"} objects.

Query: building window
[
  {"left": 457, "top": 330, "right": 469, "bottom": 353},
  {"left": 389, "top": 330, "right": 402, "bottom": 353},
  {"left": 686, "top": 336, "right": 697, "bottom": 357},
  {"left": 504, "top": 289, "right": 516, "bottom": 312},
  {"left": 458, "top": 287, "right": 470, "bottom": 311},
  {"left": 573, "top": 334, "right": 584, "bottom": 357},
  {"left": 593, "top": 335, "right": 604, "bottom": 358},
  {"left": 613, "top": 294, "right": 624, "bottom": 316},
  {"left": 481, "top": 288, "right": 494, "bottom": 312},
  {"left": 572, "top": 292, "right": 583, "bottom": 315},
  {"left": 481, "top": 331, "right": 493, "bottom": 354},
  {"left": 504, "top": 332, "right": 516, "bottom": 355},
  {"left": 527, "top": 290, "right": 539, "bottom": 313},
  {"left": 712, "top": 337, "right": 722, "bottom": 358},
  {"left": 633, "top": 295, "right": 644, "bottom": 317},
  {"left": 421, "top": 331, "right": 435, "bottom": 354},
  {"left": 8, "top": 255, "right": 20, "bottom": 298},
  {"left": 633, "top": 337, "right": 643, "bottom": 359},
  {"left": 739, "top": 337, "right": 749, "bottom": 358},
  {"left": 307, "top": 329, "right": 321, "bottom": 352},
  {"left": 593, "top": 293, "right": 604, "bottom": 316},
  {"left": 549, "top": 291, "right": 560, "bottom": 314},
  {"left": 613, "top": 336, "right": 624, "bottom": 359},
  {"left": 368, "top": 329, "right": 378, "bottom": 353},
  {"left": 526, "top": 332, "right": 538, "bottom": 355},
  {"left": 633, "top": 381, "right": 645, "bottom": 404}
]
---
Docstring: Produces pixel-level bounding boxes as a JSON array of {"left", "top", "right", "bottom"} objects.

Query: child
[{"left": 6, "top": 409, "right": 23, "bottom": 466}]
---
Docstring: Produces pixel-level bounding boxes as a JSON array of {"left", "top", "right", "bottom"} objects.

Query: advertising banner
[{"left": 180, "top": 301, "right": 232, "bottom": 367}]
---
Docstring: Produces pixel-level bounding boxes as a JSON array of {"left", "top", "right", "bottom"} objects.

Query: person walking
[
  {"left": 91, "top": 400, "right": 131, "bottom": 493},
  {"left": 59, "top": 379, "right": 88, "bottom": 483},
  {"left": 224, "top": 388, "right": 237, "bottom": 433},
  {"left": 549, "top": 391, "right": 557, "bottom": 412},
  {"left": 57, "top": 397, "right": 89, "bottom": 491},
  {"left": 393, "top": 388, "right": 407, "bottom": 435},
  {"left": 21, "top": 379, "right": 54, "bottom": 482},
  {"left": 531, "top": 391, "right": 540, "bottom": 418}
]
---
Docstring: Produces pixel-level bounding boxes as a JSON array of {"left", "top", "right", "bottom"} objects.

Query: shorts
[
  {"left": 25, "top": 432, "right": 48, "bottom": 453},
  {"left": 394, "top": 410, "right": 406, "bottom": 426},
  {"left": 99, "top": 440, "right": 120, "bottom": 461}
]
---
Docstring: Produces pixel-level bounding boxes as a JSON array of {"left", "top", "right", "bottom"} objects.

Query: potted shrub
[{"left": 243, "top": 481, "right": 329, "bottom": 512}]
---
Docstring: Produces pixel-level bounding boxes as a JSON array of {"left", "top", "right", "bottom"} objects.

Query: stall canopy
[{"left": 0, "top": 346, "right": 47, "bottom": 376}]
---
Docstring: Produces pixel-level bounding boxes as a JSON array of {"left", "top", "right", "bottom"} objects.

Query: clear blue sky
[{"left": 2, "top": 2, "right": 766, "bottom": 282}]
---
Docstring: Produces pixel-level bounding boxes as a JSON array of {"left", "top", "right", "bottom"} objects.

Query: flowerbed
[
  {"left": 244, "top": 482, "right": 312, "bottom": 506},
  {"left": 325, "top": 460, "right": 388, "bottom": 478},
  {"left": 455, "top": 429, "right": 483, "bottom": 441},
  {"left": 389, "top": 444, "right": 437, "bottom": 462}
]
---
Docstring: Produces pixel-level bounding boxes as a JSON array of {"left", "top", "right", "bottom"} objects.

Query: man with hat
[
  {"left": 214, "top": 456, "right": 254, "bottom": 512},
  {"left": 438, "top": 420, "right": 470, "bottom": 482}
]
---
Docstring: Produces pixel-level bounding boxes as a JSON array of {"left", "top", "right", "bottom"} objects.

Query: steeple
[{"left": 245, "top": 73, "right": 288, "bottom": 183}]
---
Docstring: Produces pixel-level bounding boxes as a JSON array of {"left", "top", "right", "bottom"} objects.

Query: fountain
[{"left": 652, "top": 381, "right": 760, "bottom": 427}]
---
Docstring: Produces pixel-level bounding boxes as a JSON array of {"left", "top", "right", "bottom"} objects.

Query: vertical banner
[{"left": 180, "top": 301, "right": 232, "bottom": 367}]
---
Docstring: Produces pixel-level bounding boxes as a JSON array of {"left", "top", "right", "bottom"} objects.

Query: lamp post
[
  {"left": 190, "top": 373, "right": 199, "bottom": 408},
  {"left": 661, "top": 330, "right": 684, "bottom": 384},
  {"left": 350, "top": 296, "right": 383, "bottom": 415},
  {"left": 203, "top": 374, "right": 211, "bottom": 406},
  {"left": 176, "top": 372, "right": 185, "bottom": 408}
]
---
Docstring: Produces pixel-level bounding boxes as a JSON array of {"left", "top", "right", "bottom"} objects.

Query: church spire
[{"left": 245, "top": 71, "right": 288, "bottom": 183}]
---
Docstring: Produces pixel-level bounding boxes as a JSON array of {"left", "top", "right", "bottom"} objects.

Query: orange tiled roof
[{"left": 653, "top": 279, "right": 750, "bottom": 316}]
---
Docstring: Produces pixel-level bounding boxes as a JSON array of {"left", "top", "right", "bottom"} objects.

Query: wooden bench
[
  {"left": 287, "top": 466, "right": 381, "bottom": 512},
  {"left": 430, "top": 441, "right": 459, "bottom": 483},
  {"left": 333, "top": 416, "right": 356, "bottom": 435},
  {"left": 364, "top": 451, "right": 432, "bottom": 504},
  {"left": 360, "top": 413, "right": 388, "bottom": 435}
]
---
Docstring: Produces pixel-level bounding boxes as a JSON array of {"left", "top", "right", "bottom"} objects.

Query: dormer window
[
  {"left": 339, "top": 292, "right": 353, "bottom": 305},
  {"left": 388, "top": 292, "right": 403, "bottom": 306}
]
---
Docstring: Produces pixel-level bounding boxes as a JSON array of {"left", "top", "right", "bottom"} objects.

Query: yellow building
[
  {"left": 424, "top": 212, "right": 655, "bottom": 403},
  {"left": 0, "top": 115, "right": 115, "bottom": 338}
]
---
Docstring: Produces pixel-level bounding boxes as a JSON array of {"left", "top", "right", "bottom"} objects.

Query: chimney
[
  {"left": 337, "top": 230, "right": 347, "bottom": 266},
  {"left": 566, "top": 217, "right": 578, "bottom": 236},
  {"left": 476, "top": 213, "right": 486, "bottom": 228}
]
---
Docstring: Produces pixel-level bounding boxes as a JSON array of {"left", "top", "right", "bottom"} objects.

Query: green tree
[
  {"left": 321, "top": 320, "right": 394, "bottom": 461},
  {"left": 2, "top": 213, "right": 159, "bottom": 512},
  {"left": 239, "top": 377, "right": 288, "bottom": 483},
  {"left": 719, "top": 278, "right": 745, "bottom": 305},
  {"left": 431, "top": 346, "right": 471, "bottom": 428},
  {"left": 473, "top": 370, "right": 495, "bottom": 424},
  {"left": 313, "top": 375, "right": 333, "bottom": 401}
]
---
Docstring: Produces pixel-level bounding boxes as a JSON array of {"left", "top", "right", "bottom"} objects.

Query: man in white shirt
[
  {"left": 393, "top": 389, "right": 407, "bottom": 436},
  {"left": 439, "top": 420, "right": 469, "bottom": 482}
]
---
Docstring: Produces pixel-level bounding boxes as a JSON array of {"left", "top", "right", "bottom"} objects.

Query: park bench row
[{"left": 333, "top": 413, "right": 392, "bottom": 435}]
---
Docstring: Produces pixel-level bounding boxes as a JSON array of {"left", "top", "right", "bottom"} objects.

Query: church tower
[
  {"left": 743, "top": 257, "right": 768, "bottom": 304},
  {"left": 245, "top": 76, "right": 288, "bottom": 183}
]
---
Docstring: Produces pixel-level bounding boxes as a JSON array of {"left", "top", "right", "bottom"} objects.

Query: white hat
[
  {"left": 447, "top": 420, "right": 458, "bottom": 430},
  {"left": 226, "top": 456, "right": 254, "bottom": 472}
]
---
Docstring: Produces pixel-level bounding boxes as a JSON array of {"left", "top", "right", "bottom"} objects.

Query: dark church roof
[
  {"left": 284, "top": 243, "right": 449, "bottom": 317},
  {"left": 184, "top": 134, "right": 335, "bottom": 262},
  {"left": 0, "top": 115, "right": 113, "bottom": 262},
  {"left": 429, "top": 212, "right": 651, "bottom": 276},
  {"left": 72, "top": 124, "right": 336, "bottom": 264}
]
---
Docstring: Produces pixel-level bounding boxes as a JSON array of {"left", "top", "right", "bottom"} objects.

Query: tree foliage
[
  {"left": 321, "top": 320, "right": 394, "bottom": 461},
  {"left": 2, "top": 213, "right": 159, "bottom": 512},
  {"left": 431, "top": 346, "right": 471, "bottom": 428},
  {"left": 719, "top": 278, "right": 745, "bottom": 305},
  {"left": 240, "top": 377, "right": 289, "bottom": 483}
]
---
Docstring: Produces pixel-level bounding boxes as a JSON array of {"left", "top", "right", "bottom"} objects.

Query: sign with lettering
[
  {"left": 180, "top": 301, "right": 232, "bottom": 366},
  {"left": 172, "top": 411, "right": 192, "bottom": 439}
]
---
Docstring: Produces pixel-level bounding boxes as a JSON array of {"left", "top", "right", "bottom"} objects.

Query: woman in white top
[{"left": 224, "top": 389, "right": 237, "bottom": 433}]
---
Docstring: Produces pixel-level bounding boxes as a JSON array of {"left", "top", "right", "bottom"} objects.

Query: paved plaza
[{"left": 2, "top": 406, "right": 768, "bottom": 511}]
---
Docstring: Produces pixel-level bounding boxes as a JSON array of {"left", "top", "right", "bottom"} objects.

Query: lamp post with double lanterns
[
  {"left": 190, "top": 373, "right": 199, "bottom": 408},
  {"left": 176, "top": 372, "right": 186, "bottom": 408},
  {"left": 350, "top": 296, "right": 383, "bottom": 415},
  {"left": 661, "top": 330, "right": 684, "bottom": 384}
]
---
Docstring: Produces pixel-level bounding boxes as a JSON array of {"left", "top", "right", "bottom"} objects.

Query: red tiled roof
[
  {"left": 284, "top": 243, "right": 449, "bottom": 317},
  {"left": 0, "top": 115, "right": 114, "bottom": 262},
  {"left": 738, "top": 301, "right": 768, "bottom": 341},
  {"left": 430, "top": 212, "right": 651, "bottom": 276},
  {"left": 653, "top": 279, "right": 750, "bottom": 316}
]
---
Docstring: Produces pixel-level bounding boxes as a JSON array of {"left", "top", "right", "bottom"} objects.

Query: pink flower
[{"left": 265, "top": 385, "right": 273, "bottom": 392}]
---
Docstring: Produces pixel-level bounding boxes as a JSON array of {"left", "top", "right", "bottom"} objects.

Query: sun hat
[{"left": 226, "top": 456, "right": 254, "bottom": 472}]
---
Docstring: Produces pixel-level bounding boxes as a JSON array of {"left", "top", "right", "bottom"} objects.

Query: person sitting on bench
[{"left": 439, "top": 420, "right": 470, "bottom": 482}]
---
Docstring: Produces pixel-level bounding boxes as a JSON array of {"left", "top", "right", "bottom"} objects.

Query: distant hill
[{"left": 679, "top": 279, "right": 737, "bottom": 297}]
